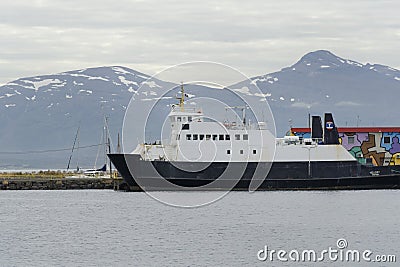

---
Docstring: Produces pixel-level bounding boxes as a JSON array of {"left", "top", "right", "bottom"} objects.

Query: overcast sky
[{"left": 0, "top": 0, "right": 399, "bottom": 84}]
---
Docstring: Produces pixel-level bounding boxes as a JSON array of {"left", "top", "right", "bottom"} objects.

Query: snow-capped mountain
[
  {"left": 0, "top": 50, "right": 399, "bottom": 168},
  {"left": 0, "top": 66, "right": 169, "bottom": 168},
  {"left": 238, "top": 50, "right": 400, "bottom": 133}
]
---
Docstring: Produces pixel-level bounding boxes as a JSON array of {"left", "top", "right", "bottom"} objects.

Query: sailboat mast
[
  {"left": 67, "top": 125, "right": 80, "bottom": 171},
  {"left": 117, "top": 132, "right": 121, "bottom": 154},
  {"left": 104, "top": 116, "right": 113, "bottom": 178},
  {"left": 104, "top": 118, "right": 107, "bottom": 168},
  {"left": 76, "top": 128, "right": 80, "bottom": 171},
  {"left": 108, "top": 137, "right": 112, "bottom": 178}
]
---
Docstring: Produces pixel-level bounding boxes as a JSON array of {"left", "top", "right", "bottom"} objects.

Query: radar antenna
[{"left": 224, "top": 106, "right": 247, "bottom": 126}]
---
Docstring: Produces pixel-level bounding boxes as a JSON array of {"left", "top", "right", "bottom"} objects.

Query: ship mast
[{"left": 176, "top": 83, "right": 185, "bottom": 111}]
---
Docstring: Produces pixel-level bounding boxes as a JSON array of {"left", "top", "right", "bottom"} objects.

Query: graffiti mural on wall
[
  {"left": 339, "top": 132, "right": 400, "bottom": 166},
  {"left": 291, "top": 129, "right": 400, "bottom": 166}
]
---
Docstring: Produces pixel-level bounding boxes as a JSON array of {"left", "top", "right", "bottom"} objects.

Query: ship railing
[
  {"left": 277, "top": 137, "right": 325, "bottom": 145},
  {"left": 222, "top": 121, "right": 246, "bottom": 130},
  {"left": 171, "top": 106, "right": 202, "bottom": 113},
  {"left": 143, "top": 140, "right": 163, "bottom": 146}
]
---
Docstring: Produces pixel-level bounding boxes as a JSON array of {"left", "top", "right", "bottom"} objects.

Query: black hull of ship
[{"left": 108, "top": 154, "right": 400, "bottom": 191}]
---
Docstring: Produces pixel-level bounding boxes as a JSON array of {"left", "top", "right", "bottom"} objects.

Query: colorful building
[{"left": 290, "top": 127, "right": 400, "bottom": 166}]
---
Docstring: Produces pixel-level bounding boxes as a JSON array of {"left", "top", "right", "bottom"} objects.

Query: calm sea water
[{"left": 0, "top": 190, "right": 399, "bottom": 266}]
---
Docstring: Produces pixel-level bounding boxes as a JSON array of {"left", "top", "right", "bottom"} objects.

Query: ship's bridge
[{"left": 168, "top": 106, "right": 204, "bottom": 126}]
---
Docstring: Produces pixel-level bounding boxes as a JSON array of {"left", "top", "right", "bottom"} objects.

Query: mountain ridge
[{"left": 0, "top": 50, "right": 399, "bottom": 168}]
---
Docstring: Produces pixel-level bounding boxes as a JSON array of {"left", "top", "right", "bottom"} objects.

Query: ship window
[
  {"left": 219, "top": 134, "right": 224, "bottom": 140},
  {"left": 193, "top": 134, "right": 198, "bottom": 140},
  {"left": 212, "top": 134, "right": 218, "bottom": 140},
  {"left": 243, "top": 134, "right": 248, "bottom": 140},
  {"left": 199, "top": 134, "right": 205, "bottom": 140},
  {"left": 177, "top": 117, "right": 181, "bottom": 122},
  {"left": 177, "top": 134, "right": 180, "bottom": 140},
  {"left": 225, "top": 134, "right": 230, "bottom": 140},
  {"left": 384, "top": 136, "right": 390, "bottom": 144},
  {"left": 186, "top": 134, "right": 191, "bottom": 140},
  {"left": 348, "top": 136, "right": 355, "bottom": 144},
  {"left": 182, "top": 124, "right": 189, "bottom": 130},
  {"left": 240, "top": 149, "right": 244, "bottom": 154},
  {"left": 206, "top": 134, "right": 211, "bottom": 140},
  {"left": 188, "top": 116, "right": 192, "bottom": 122},
  {"left": 183, "top": 117, "right": 186, "bottom": 122},
  {"left": 253, "top": 149, "right": 257, "bottom": 154},
  {"left": 235, "top": 134, "right": 240, "bottom": 140},
  {"left": 227, "top": 149, "right": 231, "bottom": 155}
]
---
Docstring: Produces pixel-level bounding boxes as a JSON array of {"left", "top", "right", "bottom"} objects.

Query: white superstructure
[{"left": 132, "top": 85, "right": 355, "bottom": 164}]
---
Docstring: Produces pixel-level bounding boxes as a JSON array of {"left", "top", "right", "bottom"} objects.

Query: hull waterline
[{"left": 108, "top": 154, "right": 400, "bottom": 191}]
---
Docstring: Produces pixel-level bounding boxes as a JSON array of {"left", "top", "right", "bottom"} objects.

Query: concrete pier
[{"left": 0, "top": 177, "right": 124, "bottom": 190}]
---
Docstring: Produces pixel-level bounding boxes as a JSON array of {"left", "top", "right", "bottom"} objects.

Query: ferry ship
[{"left": 108, "top": 86, "right": 400, "bottom": 191}]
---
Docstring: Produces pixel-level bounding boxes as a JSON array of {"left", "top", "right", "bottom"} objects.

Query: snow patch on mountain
[
  {"left": 254, "top": 92, "right": 271, "bottom": 98},
  {"left": 337, "top": 58, "right": 345, "bottom": 64},
  {"left": 112, "top": 67, "right": 131, "bottom": 75},
  {"left": 6, "top": 82, "right": 19, "bottom": 86},
  {"left": 251, "top": 75, "right": 278, "bottom": 85},
  {"left": 233, "top": 86, "right": 252, "bottom": 95},
  {"left": 137, "top": 74, "right": 150, "bottom": 80},
  {"left": 15, "top": 81, "right": 35, "bottom": 90},
  {"left": 31, "top": 79, "right": 63, "bottom": 90},
  {"left": 67, "top": 73, "right": 109, "bottom": 81},
  {"left": 345, "top": 60, "right": 363, "bottom": 67},
  {"left": 73, "top": 81, "right": 83, "bottom": 86},
  {"left": 51, "top": 83, "right": 65, "bottom": 88},
  {"left": 142, "top": 80, "right": 161, "bottom": 88},
  {"left": 78, "top": 89, "right": 93, "bottom": 95},
  {"left": 118, "top": 76, "right": 138, "bottom": 86}
]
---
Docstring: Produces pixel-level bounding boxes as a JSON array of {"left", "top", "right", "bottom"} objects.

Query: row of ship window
[
  {"left": 174, "top": 116, "right": 193, "bottom": 122},
  {"left": 183, "top": 134, "right": 249, "bottom": 141},
  {"left": 227, "top": 149, "right": 257, "bottom": 155}
]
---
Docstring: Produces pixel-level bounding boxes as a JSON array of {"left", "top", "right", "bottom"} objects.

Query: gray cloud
[{"left": 0, "top": 0, "right": 399, "bottom": 84}]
